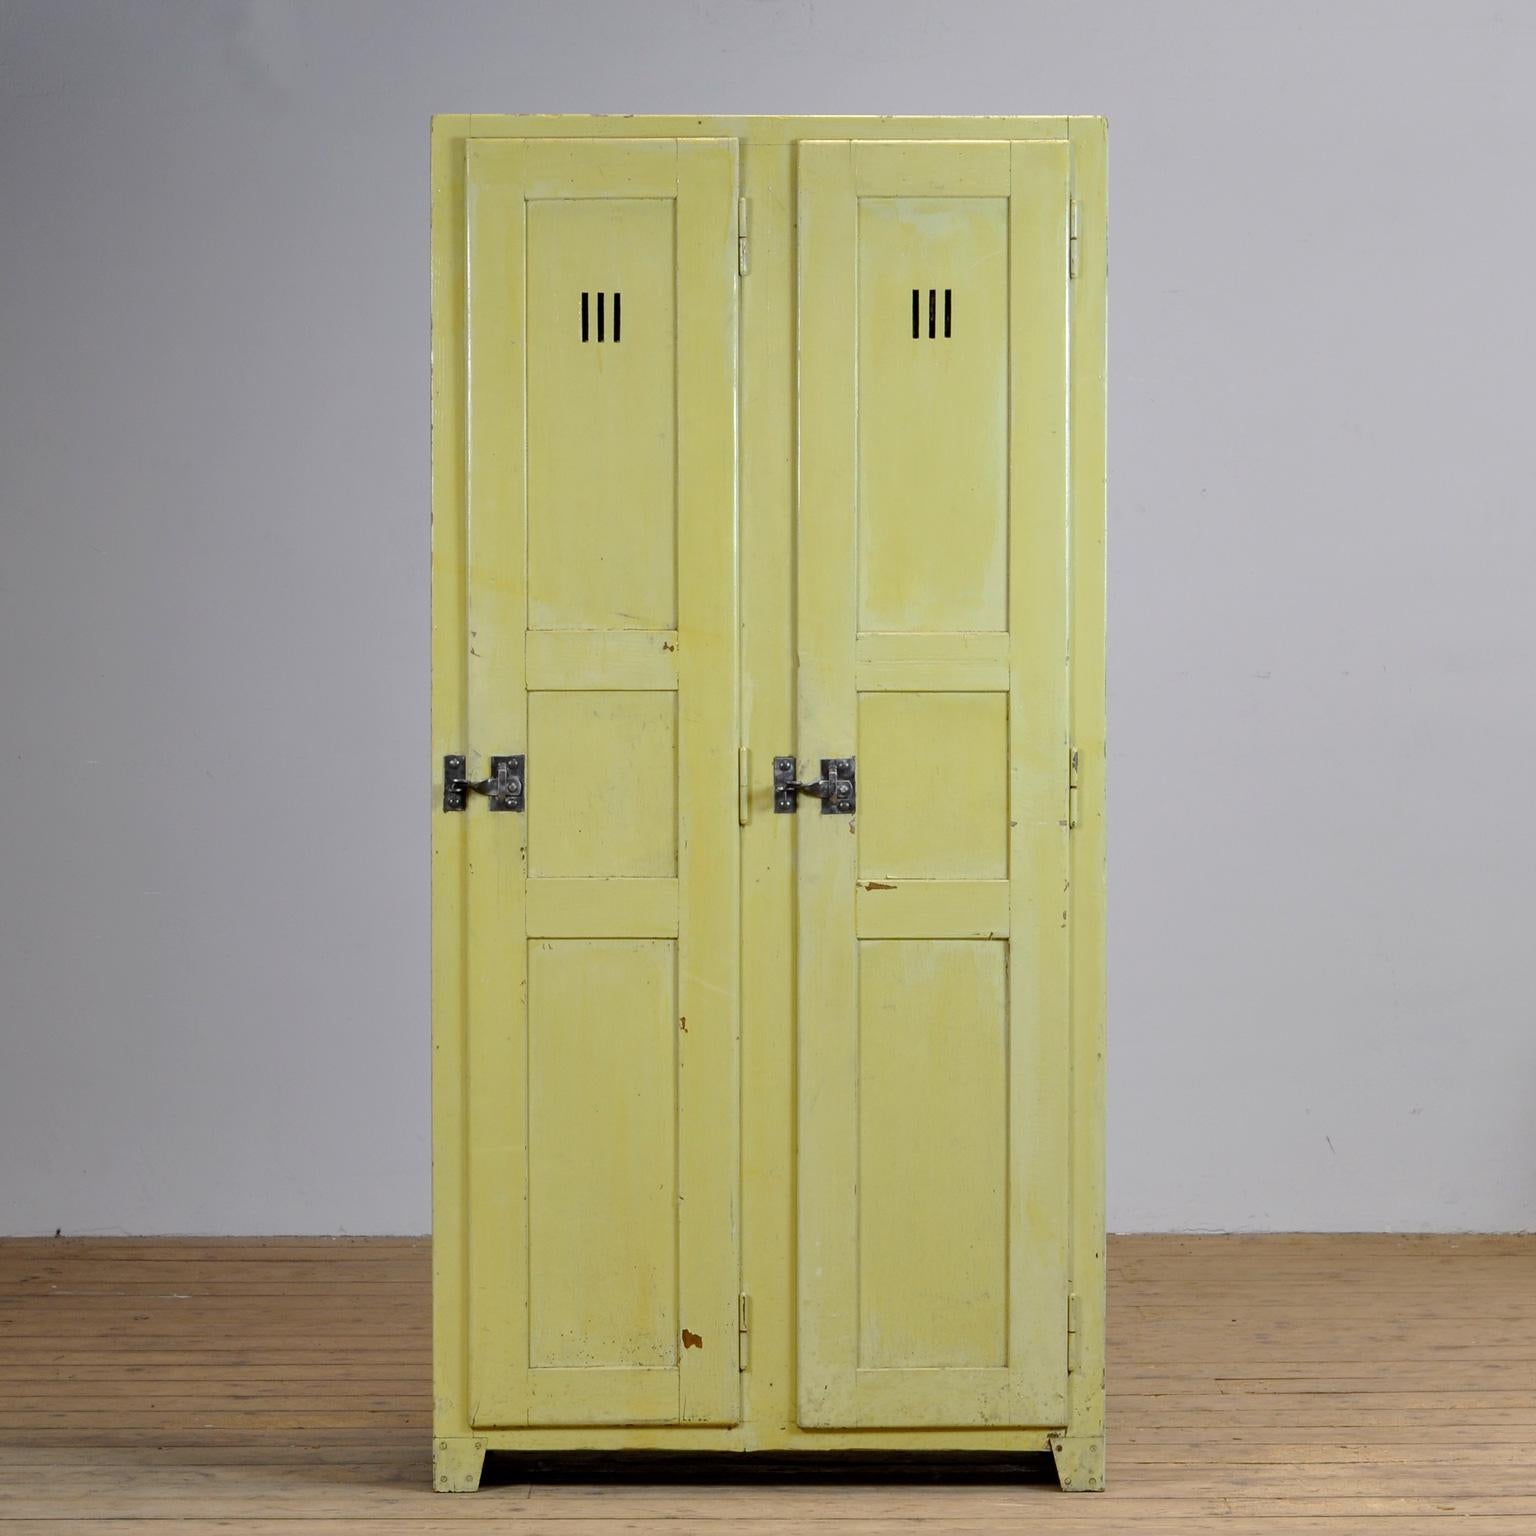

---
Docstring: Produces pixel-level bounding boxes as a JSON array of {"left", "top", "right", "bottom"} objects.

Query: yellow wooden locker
[{"left": 430, "top": 116, "right": 1106, "bottom": 1494}]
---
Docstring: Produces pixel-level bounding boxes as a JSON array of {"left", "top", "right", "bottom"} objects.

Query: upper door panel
[
  {"left": 858, "top": 192, "right": 1009, "bottom": 632},
  {"left": 527, "top": 195, "right": 677, "bottom": 630}
]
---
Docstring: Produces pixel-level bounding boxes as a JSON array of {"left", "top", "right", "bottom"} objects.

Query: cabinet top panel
[{"left": 432, "top": 114, "right": 1102, "bottom": 146}]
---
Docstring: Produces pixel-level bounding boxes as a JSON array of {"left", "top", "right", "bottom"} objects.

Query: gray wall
[{"left": 2, "top": 0, "right": 1532, "bottom": 1235}]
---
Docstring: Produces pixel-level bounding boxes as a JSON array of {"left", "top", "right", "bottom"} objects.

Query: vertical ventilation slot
[
  {"left": 911, "top": 288, "right": 953, "bottom": 340},
  {"left": 580, "top": 292, "right": 623, "bottom": 343}
]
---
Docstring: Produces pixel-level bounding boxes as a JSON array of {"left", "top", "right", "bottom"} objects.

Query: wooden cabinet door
[
  {"left": 461, "top": 137, "right": 740, "bottom": 1428},
  {"left": 794, "top": 139, "right": 1073, "bottom": 1428}
]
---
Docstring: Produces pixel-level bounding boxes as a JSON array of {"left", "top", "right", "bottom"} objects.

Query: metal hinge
[
  {"left": 1067, "top": 1292, "right": 1080, "bottom": 1373},
  {"left": 738, "top": 747, "right": 751, "bottom": 827},
  {"left": 738, "top": 1293, "right": 750, "bottom": 1371},
  {"left": 737, "top": 197, "right": 750, "bottom": 276},
  {"left": 1068, "top": 200, "right": 1081, "bottom": 279},
  {"left": 1068, "top": 748, "right": 1080, "bottom": 830}
]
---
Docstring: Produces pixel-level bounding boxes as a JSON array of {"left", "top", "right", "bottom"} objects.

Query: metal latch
[
  {"left": 773, "top": 756, "right": 855, "bottom": 815},
  {"left": 443, "top": 754, "right": 525, "bottom": 813}
]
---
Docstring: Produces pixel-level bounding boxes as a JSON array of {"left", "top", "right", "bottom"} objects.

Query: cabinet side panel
[
  {"left": 431, "top": 115, "right": 473, "bottom": 1445},
  {"left": 1065, "top": 114, "right": 1108, "bottom": 1457}
]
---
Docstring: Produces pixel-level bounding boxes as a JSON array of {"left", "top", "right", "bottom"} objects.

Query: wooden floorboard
[{"left": 0, "top": 1235, "right": 1532, "bottom": 1527}]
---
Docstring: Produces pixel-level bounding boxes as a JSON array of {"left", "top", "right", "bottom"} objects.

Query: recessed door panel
[
  {"left": 857, "top": 198, "right": 1009, "bottom": 634},
  {"left": 858, "top": 939, "right": 1009, "bottom": 1370},
  {"left": 527, "top": 198, "right": 677, "bottom": 631},
  {"left": 462, "top": 136, "right": 739, "bottom": 1430},
  {"left": 528, "top": 939, "right": 678, "bottom": 1370},
  {"left": 796, "top": 138, "right": 1072, "bottom": 1429},
  {"left": 858, "top": 692, "right": 1008, "bottom": 880},
  {"left": 528, "top": 691, "right": 678, "bottom": 878}
]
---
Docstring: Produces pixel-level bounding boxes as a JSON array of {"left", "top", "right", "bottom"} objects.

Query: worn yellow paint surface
[
  {"left": 431, "top": 115, "right": 1105, "bottom": 1486},
  {"left": 526, "top": 197, "right": 677, "bottom": 632},
  {"left": 857, "top": 939, "right": 1009, "bottom": 1371},
  {"left": 857, "top": 196, "right": 1009, "bottom": 634},
  {"left": 452, "top": 134, "right": 740, "bottom": 1432},
  {"left": 795, "top": 137, "right": 1072, "bottom": 1431}
]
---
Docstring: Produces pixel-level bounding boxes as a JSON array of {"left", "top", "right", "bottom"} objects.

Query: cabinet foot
[
  {"left": 433, "top": 1436, "right": 486, "bottom": 1493},
  {"left": 1049, "top": 1433, "right": 1105, "bottom": 1492}
]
